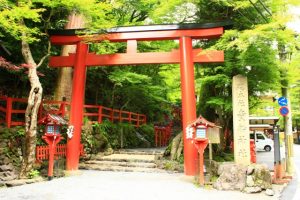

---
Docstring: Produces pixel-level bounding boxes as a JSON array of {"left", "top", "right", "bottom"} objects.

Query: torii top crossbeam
[
  {"left": 48, "top": 21, "right": 230, "bottom": 176},
  {"left": 49, "top": 21, "right": 231, "bottom": 43},
  {"left": 49, "top": 22, "right": 231, "bottom": 67}
]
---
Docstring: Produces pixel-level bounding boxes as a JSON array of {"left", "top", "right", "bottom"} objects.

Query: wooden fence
[{"left": 36, "top": 144, "right": 85, "bottom": 162}]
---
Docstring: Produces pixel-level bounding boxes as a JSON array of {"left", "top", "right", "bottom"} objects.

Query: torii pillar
[
  {"left": 66, "top": 43, "right": 88, "bottom": 171},
  {"left": 180, "top": 36, "right": 197, "bottom": 175}
]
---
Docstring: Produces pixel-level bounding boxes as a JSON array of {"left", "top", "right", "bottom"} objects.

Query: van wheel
[{"left": 264, "top": 145, "right": 271, "bottom": 152}]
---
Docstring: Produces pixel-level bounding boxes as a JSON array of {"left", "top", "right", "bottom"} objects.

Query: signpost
[
  {"left": 278, "top": 97, "right": 289, "bottom": 116},
  {"left": 278, "top": 97, "right": 288, "bottom": 107},
  {"left": 279, "top": 106, "right": 289, "bottom": 116},
  {"left": 277, "top": 96, "right": 294, "bottom": 178}
]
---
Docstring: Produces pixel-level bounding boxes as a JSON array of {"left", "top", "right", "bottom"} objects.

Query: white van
[{"left": 250, "top": 131, "right": 273, "bottom": 151}]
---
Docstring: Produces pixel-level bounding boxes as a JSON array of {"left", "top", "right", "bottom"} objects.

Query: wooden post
[
  {"left": 119, "top": 110, "right": 122, "bottom": 123},
  {"left": 98, "top": 106, "right": 102, "bottom": 123},
  {"left": 6, "top": 97, "right": 12, "bottom": 128},
  {"left": 137, "top": 114, "right": 140, "bottom": 127},
  {"left": 129, "top": 112, "right": 132, "bottom": 124},
  {"left": 110, "top": 109, "right": 114, "bottom": 122},
  {"left": 60, "top": 102, "right": 66, "bottom": 117}
]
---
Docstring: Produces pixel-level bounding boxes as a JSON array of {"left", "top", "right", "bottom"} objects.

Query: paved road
[
  {"left": 0, "top": 170, "right": 280, "bottom": 200},
  {"left": 255, "top": 144, "right": 300, "bottom": 200},
  {"left": 280, "top": 144, "right": 300, "bottom": 200},
  {"left": 256, "top": 149, "right": 274, "bottom": 170}
]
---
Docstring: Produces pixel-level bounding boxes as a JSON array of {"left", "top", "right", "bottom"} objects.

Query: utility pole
[
  {"left": 279, "top": 43, "right": 294, "bottom": 175},
  {"left": 282, "top": 88, "right": 294, "bottom": 174}
]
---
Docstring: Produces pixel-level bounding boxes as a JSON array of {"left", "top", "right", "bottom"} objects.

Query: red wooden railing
[
  {"left": 154, "top": 123, "right": 172, "bottom": 147},
  {"left": 83, "top": 104, "right": 146, "bottom": 126},
  {"left": 0, "top": 96, "right": 146, "bottom": 128},
  {"left": 36, "top": 144, "right": 85, "bottom": 162}
]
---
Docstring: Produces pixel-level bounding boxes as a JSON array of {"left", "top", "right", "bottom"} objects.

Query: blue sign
[
  {"left": 279, "top": 106, "right": 289, "bottom": 116},
  {"left": 278, "top": 97, "right": 288, "bottom": 106}
]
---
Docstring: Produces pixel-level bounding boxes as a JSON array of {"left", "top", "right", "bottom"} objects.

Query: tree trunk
[
  {"left": 19, "top": 31, "right": 43, "bottom": 178},
  {"left": 54, "top": 13, "right": 85, "bottom": 102}
]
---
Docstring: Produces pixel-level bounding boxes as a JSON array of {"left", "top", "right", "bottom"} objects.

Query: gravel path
[{"left": 0, "top": 170, "right": 281, "bottom": 200}]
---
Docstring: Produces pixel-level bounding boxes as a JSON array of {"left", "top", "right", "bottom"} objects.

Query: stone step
[
  {"left": 94, "top": 154, "right": 156, "bottom": 163},
  {"left": 81, "top": 148, "right": 167, "bottom": 173},
  {"left": 115, "top": 148, "right": 165, "bottom": 156},
  {"left": 84, "top": 160, "right": 157, "bottom": 168},
  {"left": 79, "top": 163, "right": 166, "bottom": 173}
]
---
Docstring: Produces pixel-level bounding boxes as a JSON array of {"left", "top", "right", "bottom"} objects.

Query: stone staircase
[{"left": 80, "top": 148, "right": 166, "bottom": 173}]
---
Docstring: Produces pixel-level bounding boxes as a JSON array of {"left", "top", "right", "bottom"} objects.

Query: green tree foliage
[
  {"left": 0, "top": 0, "right": 116, "bottom": 177},
  {"left": 186, "top": 0, "right": 300, "bottom": 148},
  {"left": 1, "top": 0, "right": 300, "bottom": 156}
]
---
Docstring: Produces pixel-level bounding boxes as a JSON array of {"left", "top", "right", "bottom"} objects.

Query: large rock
[
  {"left": 0, "top": 171, "right": 18, "bottom": 181},
  {"left": 0, "top": 163, "right": 14, "bottom": 172},
  {"left": 213, "top": 163, "right": 247, "bottom": 191},
  {"left": 206, "top": 160, "right": 219, "bottom": 176},
  {"left": 213, "top": 163, "right": 272, "bottom": 193},
  {"left": 0, "top": 156, "right": 10, "bottom": 165},
  {"left": 246, "top": 176, "right": 255, "bottom": 187},
  {"left": 246, "top": 165, "right": 254, "bottom": 175},
  {"left": 245, "top": 164, "right": 272, "bottom": 190}
]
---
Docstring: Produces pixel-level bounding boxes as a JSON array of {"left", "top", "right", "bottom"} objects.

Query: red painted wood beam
[
  {"left": 50, "top": 27, "right": 224, "bottom": 45},
  {"left": 66, "top": 43, "right": 88, "bottom": 171},
  {"left": 51, "top": 35, "right": 82, "bottom": 45},
  {"left": 49, "top": 49, "right": 224, "bottom": 67},
  {"left": 179, "top": 36, "right": 197, "bottom": 175},
  {"left": 127, "top": 40, "right": 137, "bottom": 53}
]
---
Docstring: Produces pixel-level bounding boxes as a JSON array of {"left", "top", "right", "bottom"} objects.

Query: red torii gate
[{"left": 49, "top": 22, "right": 227, "bottom": 176}]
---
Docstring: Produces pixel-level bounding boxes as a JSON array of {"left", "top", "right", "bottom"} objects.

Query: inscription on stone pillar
[{"left": 232, "top": 75, "right": 250, "bottom": 165}]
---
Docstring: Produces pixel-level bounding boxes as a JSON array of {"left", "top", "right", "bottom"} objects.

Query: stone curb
[{"left": 3, "top": 176, "right": 45, "bottom": 187}]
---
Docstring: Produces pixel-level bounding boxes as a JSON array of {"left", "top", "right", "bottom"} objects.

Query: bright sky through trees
[{"left": 287, "top": 6, "right": 300, "bottom": 33}]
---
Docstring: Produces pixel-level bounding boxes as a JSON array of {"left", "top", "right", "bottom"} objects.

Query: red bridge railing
[
  {"left": 36, "top": 144, "right": 85, "bottom": 162},
  {"left": 0, "top": 96, "right": 146, "bottom": 128}
]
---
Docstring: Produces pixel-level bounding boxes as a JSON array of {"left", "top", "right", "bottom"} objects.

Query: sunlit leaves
[
  {"left": 0, "top": 0, "right": 115, "bottom": 43},
  {"left": 108, "top": 70, "right": 151, "bottom": 86},
  {"left": 0, "top": 1, "right": 44, "bottom": 42}
]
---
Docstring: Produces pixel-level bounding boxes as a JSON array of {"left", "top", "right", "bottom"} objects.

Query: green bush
[
  {"left": 0, "top": 126, "right": 25, "bottom": 168},
  {"left": 213, "top": 152, "right": 234, "bottom": 162},
  {"left": 28, "top": 169, "right": 40, "bottom": 179},
  {"left": 137, "top": 124, "right": 155, "bottom": 147},
  {"left": 81, "top": 121, "right": 111, "bottom": 154},
  {"left": 81, "top": 120, "right": 154, "bottom": 154}
]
